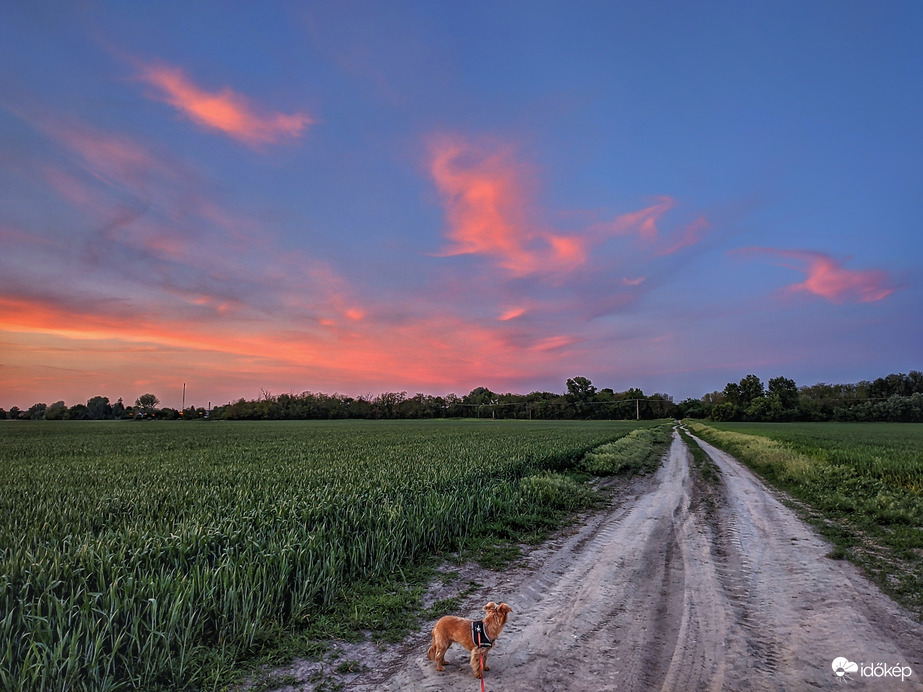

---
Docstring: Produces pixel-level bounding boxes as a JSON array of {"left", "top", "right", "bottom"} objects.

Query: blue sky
[{"left": 1, "top": 1, "right": 920, "bottom": 409}]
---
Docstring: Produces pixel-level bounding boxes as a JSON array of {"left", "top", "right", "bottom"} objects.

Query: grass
[
  {"left": 686, "top": 421, "right": 923, "bottom": 618},
  {"left": 677, "top": 426, "right": 719, "bottom": 485},
  {"left": 577, "top": 425, "right": 672, "bottom": 476},
  {"left": 0, "top": 419, "right": 668, "bottom": 691}
]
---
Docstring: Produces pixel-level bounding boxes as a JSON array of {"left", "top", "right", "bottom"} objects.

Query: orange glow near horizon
[
  {"left": 2, "top": 106, "right": 899, "bottom": 414},
  {"left": 0, "top": 289, "right": 584, "bottom": 408}
]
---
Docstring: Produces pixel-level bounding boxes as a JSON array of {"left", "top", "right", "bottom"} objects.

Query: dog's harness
[{"left": 472, "top": 620, "right": 493, "bottom": 649}]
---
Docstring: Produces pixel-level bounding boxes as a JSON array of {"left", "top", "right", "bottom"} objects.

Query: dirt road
[
  {"left": 249, "top": 433, "right": 923, "bottom": 692},
  {"left": 289, "top": 429, "right": 923, "bottom": 690}
]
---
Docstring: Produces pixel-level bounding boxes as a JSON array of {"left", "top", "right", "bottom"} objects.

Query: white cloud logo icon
[{"left": 832, "top": 657, "right": 859, "bottom": 677}]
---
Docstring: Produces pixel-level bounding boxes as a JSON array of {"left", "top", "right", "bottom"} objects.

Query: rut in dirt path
[{"left": 343, "top": 429, "right": 923, "bottom": 691}]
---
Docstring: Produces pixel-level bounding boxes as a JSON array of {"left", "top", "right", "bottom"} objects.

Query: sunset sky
[{"left": 1, "top": 1, "right": 920, "bottom": 410}]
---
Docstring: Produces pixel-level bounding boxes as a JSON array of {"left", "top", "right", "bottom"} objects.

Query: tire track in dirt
[{"left": 293, "top": 429, "right": 923, "bottom": 690}]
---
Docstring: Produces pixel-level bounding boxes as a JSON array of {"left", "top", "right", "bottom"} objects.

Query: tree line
[
  {"left": 3, "top": 372, "right": 921, "bottom": 423},
  {"left": 0, "top": 378, "right": 673, "bottom": 422},
  {"left": 201, "top": 377, "right": 677, "bottom": 421},
  {"left": 0, "top": 394, "right": 185, "bottom": 421},
  {"left": 677, "top": 371, "right": 923, "bottom": 422}
]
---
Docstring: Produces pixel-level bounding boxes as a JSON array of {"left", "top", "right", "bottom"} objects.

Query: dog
[{"left": 427, "top": 602, "right": 513, "bottom": 678}]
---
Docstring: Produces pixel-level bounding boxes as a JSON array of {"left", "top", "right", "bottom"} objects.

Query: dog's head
[{"left": 483, "top": 601, "right": 513, "bottom": 627}]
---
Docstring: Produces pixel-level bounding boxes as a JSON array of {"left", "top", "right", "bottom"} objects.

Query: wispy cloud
[
  {"left": 736, "top": 247, "right": 897, "bottom": 303},
  {"left": 586, "top": 197, "right": 676, "bottom": 245},
  {"left": 4, "top": 106, "right": 369, "bottom": 334},
  {"left": 658, "top": 217, "right": 709, "bottom": 256},
  {"left": 136, "top": 61, "right": 314, "bottom": 146},
  {"left": 2, "top": 103, "right": 718, "bottom": 405}
]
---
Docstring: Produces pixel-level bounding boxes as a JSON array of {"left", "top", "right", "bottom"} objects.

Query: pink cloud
[
  {"left": 136, "top": 62, "right": 314, "bottom": 146},
  {"left": 427, "top": 136, "right": 713, "bottom": 296},
  {"left": 737, "top": 247, "right": 897, "bottom": 304},
  {"left": 499, "top": 307, "right": 527, "bottom": 321},
  {"left": 428, "top": 135, "right": 589, "bottom": 276}
]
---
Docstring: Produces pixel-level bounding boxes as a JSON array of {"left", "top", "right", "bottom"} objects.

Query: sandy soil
[{"left": 264, "top": 428, "right": 923, "bottom": 691}]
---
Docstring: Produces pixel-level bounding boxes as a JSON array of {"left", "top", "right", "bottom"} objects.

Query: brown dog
[{"left": 427, "top": 602, "right": 513, "bottom": 678}]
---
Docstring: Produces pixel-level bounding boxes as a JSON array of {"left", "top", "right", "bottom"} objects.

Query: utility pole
[{"left": 182, "top": 383, "right": 186, "bottom": 411}]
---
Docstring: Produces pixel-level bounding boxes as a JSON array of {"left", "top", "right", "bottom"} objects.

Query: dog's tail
[{"left": 426, "top": 632, "right": 436, "bottom": 661}]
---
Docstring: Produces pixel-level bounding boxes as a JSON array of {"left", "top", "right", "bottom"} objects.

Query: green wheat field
[{"left": 0, "top": 419, "right": 659, "bottom": 691}]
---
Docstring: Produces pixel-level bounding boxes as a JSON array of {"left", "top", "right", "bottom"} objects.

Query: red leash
[{"left": 479, "top": 649, "right": 486, "bottom": 692}]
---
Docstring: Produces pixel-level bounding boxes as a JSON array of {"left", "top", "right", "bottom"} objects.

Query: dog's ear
[
  {"left": 500, "top": 603, "right": 512, "bottom": 614},
  {"left": 484, "top": 602, "right": 497, "bottom": 611}
]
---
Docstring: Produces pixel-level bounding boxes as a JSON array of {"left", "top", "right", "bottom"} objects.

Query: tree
[
  {"left": 566, "top": 376, "right": 597, "bottom": 402},
  {"left": 135, "top": 393, "right": 159, "bottom": 412},
  {"left": 676, "top": 397, "right": 706, "bottom": 419},
  {"left": 722, "top": 382, "right": 742, "bottom": 406},
  {"left": 28, "top": 403, "right": 47, "bottom": 420},
  {"left": 768, "top": 376, "right": 799, "bottom": 410},
  {"left": 710, "top": 402, "right": 740, "bottom": 422},
  {"left": 45, "top": 401, "right": 67, "bottom": 420},
  {"left": 746, "top": 396, "right": 772, "bottom": 421},
  {"left": 373, "top": 391, "right": 406, "bottom": 418},
  {"left": 464, "top": 387, "right": 495, "bottom": 405},
  {"left": 739, "top": 375, "right": 764, "bottom": 406},
  {"left": 67, "top": 404, "right": 91, "bottom": 420},
  {"left": 87, "top": 396, "right": 112, "bottom": 420}
]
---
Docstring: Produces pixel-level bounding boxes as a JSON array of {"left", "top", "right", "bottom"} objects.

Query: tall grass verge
[{"left": 577, "top": 424, "right": 671, "bottom": 476}]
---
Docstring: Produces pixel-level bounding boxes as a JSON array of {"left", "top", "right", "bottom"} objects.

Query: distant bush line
[
  {"left": 682, "top": 371, "right": 923, "bottom": 423},
  {"left": 3, "top": 372, "right": 921, "bottom": 423}
]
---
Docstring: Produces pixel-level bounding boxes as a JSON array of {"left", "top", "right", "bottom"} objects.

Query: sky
[{"left": 1, "top": 1, "right": 920, "bottom": 410}]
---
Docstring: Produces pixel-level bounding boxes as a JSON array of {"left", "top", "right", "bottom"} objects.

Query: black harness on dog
[{"left": 472, "top": 620, "right": 493, "bottom": 648}]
